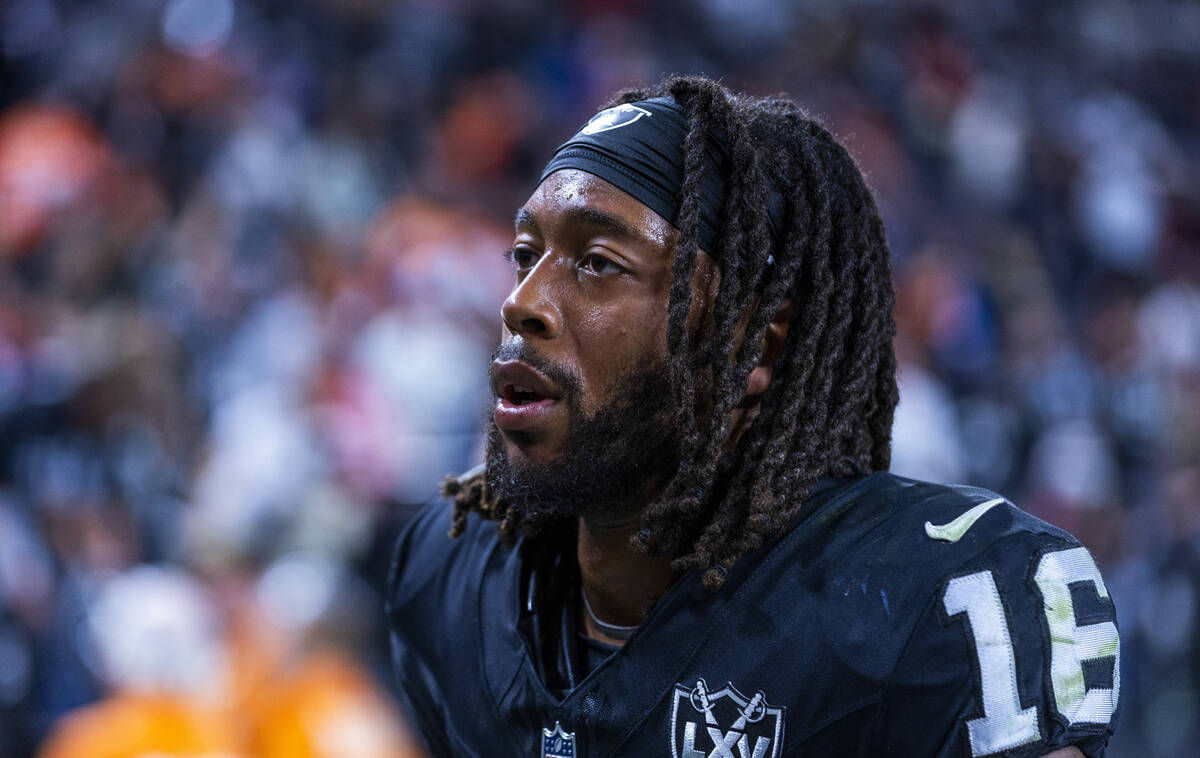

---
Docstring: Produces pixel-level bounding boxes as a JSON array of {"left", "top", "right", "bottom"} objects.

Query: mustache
[{"left": 491, "top": 339, "right": 582, "bottom": 403}]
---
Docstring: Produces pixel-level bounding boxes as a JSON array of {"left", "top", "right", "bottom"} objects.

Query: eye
[
  {"left": 506, "top": 247, "right": 540, "bottom": 272},
  {"left": 579, "top": 252, "right": 622, "bottom": 276}
]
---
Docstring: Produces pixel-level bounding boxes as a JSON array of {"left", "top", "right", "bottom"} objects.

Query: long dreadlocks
[{"left": 444, "top": 75, "right": 898, "bottom": 590}]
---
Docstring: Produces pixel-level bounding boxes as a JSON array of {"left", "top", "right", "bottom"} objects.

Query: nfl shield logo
[
  {"left": 542, "top": 721, "right": 576, "bottom": 758},
  {"left": 669, "top": 679, "right": 785, "bottom": 758}
]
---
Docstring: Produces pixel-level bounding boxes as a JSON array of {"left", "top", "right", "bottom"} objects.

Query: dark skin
[
  {"left": 499, "top": 170, "right": 1086, "bottom": 758},
  {"left": 499, "top": 169, "right": 786, "bottom": 643},
  {"left": 501, "top": 169, "right": 679, "bottom": 464}
]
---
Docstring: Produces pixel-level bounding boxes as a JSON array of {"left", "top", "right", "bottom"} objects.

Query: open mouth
[
  {"left": 491, "top": 359, "right": 563, "bottom": 431},
  {"left": 502, "top": 384, "right": 551, "bottom": 406}
]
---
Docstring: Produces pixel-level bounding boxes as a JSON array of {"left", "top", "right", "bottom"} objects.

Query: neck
[{"left": 576, "top": 512, "right": 677, "bottom": 647}]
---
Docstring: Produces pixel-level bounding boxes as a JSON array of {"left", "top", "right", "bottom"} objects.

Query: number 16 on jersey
[{"left": 943, "top": 547, "right": 1119, "bottom": 757}]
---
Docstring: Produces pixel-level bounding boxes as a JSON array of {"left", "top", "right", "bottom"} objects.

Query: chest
[{"left": 412, "top": 572, "right": 908, "bottom": 758}]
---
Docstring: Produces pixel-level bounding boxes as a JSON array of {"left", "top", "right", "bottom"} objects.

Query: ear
[{"left": 740, "top": 298, "right": 793, "bottom": 407}]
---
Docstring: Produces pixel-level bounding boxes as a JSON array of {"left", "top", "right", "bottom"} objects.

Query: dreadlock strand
[{"left": 688, "top": 120, "right": 834, "bottom": 564}]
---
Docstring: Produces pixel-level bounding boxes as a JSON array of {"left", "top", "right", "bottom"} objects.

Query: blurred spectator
[{"left": 35, "top": 564, "right": 421, "bottom": 758}]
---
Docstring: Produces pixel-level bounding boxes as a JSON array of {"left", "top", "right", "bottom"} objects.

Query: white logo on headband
[{"left": 580, "top": 104, "right": 652, "bottom": 135}]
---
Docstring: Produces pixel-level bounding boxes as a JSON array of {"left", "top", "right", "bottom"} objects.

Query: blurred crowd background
[{"left": 0, "top": 0, "right": 1196, "bottom": 756}]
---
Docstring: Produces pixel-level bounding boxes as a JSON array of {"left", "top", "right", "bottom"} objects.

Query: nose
[{"left": 500, "top": 256, "right": 563, "bottom": 339}]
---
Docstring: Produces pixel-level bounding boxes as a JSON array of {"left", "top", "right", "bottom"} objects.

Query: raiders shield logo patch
[
  {"left": 580, "top": 103, "right": 652, "bottom": 134},
  {"left": 542, "top": 722, "right": 576, "bottom": 758},
  {"left": 669, "top": 679, "right": 785, "bottom": 758}
]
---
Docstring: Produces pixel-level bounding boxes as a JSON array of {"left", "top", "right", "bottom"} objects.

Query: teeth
[{"left": 514, "top": 385, "right": 532, "bottom": 393}]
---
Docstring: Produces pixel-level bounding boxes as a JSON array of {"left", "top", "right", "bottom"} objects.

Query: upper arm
[
  {"left": 879, "top": 536, "right": 1120, "bottom": 757},
  {"left": 389, "top": 631, "right": 455, "bottom": 758},
  {"left": 386, "top": 501, "right": 458, "bottom": 757}
]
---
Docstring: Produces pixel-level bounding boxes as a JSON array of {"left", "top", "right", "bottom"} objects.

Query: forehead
[{"left": 518, "top": 169, "right": 676, "bottom": 249}]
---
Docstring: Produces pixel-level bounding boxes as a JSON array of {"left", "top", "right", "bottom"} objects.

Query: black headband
[{"left": 538, "top": 96, "right": 785, "bottom": 256}]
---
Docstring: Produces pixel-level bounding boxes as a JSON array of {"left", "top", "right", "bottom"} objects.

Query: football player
[{"left": 388, "top": 76, "right": 1119, "bottom": 757}]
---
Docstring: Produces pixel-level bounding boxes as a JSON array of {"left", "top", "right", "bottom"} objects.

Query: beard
[{"left": 485, "top": 343, "right": 681, "bottom": 533}]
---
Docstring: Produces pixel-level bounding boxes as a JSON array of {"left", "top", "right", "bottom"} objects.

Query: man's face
[{"left": 486, "top": 169, "right": 684, "bottom": 523}]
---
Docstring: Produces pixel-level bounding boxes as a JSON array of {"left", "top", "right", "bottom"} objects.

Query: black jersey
[{"left": 387, "top": 472, "right": 1119, "bottom": 757}]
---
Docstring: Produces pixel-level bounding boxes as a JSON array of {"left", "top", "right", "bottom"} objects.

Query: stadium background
[{"left": 1, "top": 0, "right": 1197, "bottom": 756}]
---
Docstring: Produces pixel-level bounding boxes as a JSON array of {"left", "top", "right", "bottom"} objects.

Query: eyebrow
[{"left": 514, "top": 206, "right": 642, "bottom": 242}]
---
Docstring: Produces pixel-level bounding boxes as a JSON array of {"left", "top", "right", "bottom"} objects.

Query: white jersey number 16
[{"left": 942, "top": 547, "right": 1119, "bottom": 757}]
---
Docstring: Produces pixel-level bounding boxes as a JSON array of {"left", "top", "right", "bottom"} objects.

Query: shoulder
[
  {"left": 788, "top": 473, "right": 1089, "bottom": 608},
  {"left": 386, "top": 499, "right": 501, "bottom": 629},
  {"left": 386, "top": 500, "right": 509, "bottom": 756},
  {"left": 815, "top": 472, "right": 1078, "bottom": 553},
  {"left": 829, "top": 474, "right": 1121, "bottom": 757},
  {"left": 764, "top": 473, "right": 1084, "bottom": 617},
  {"left": 643, "top": 474, "right": 1118, "bottom": 755},
  {"left": 740, "top": 473, "right": 1119, "bottom": 755}
]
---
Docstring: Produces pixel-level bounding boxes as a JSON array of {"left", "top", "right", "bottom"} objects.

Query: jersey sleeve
[
  {"left": 388, "top": 634, "right": 455, "bottom": 758},
  {"left": 386, "top": 501, "right": 457, "bottom": 758},
  {"left": 878, "top": 530, "right": 1120, "bottom": 757}
]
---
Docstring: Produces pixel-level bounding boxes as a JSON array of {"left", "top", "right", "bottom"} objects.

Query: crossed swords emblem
[{"left": 677, "top": 678, "right": 777, "bottom": 758}]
